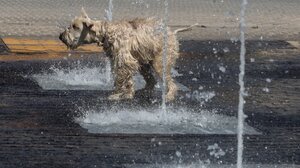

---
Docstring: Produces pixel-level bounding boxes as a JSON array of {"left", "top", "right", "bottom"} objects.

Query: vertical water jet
[
  {"left": 161, "top": 0, "right": 169, "bottom": 113},
  {"left": 237, "top": 0, "right": 248, "bottom": 167},
  {"left": 104, "top": 0, "right": 113, "bottom": 84},
  {"left": 105, "top": 0, "right": 113, "bottom": 21}
]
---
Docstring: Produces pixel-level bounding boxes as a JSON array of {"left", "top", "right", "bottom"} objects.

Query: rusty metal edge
[{"left": 0, "top": 36, "right": 10, "bottom": 54}]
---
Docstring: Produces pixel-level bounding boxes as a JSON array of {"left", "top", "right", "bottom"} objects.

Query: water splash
[
  {"left": 237, "top": 0, "right": 248, "bottom": 167},
  {"left": 207, "top": 143, "right": 226, "bottom": 159},
  {"left": 31, "top": 64, "right": 189, "bottom": 91},
  {"left": 31, "top": 64, "right": 113, "bottom": 90},
  {"left": 104, "top": 58, "right": 112, "bottom": 83},
  {"left": 75, "top": 106, "right": 260, "bottom": 134}
]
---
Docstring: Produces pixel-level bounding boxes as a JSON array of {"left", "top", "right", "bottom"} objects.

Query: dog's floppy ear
[{"left": 81, "top": 7, "right": 89, "bottom": 19}]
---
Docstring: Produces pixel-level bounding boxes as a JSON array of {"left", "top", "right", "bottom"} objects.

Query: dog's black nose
[{"left": 59, "top": 33, "right": 63, "bottom": 41}]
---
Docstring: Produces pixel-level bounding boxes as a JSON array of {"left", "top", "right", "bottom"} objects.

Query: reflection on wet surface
[
  {"left": 27, "top": 60, "right": 260, "bottom": 134},
  {"left": 0, "top": 39, "right": 299, "bottom": 166}
]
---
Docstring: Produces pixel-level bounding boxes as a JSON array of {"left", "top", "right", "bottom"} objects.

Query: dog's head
[{"left": 59, "top": 8, "right": 103, "bottom": 50}]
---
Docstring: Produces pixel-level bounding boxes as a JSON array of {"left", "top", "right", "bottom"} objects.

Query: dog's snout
[
  {"left": 59, "top": 33, "right": 63, "bottom": 41},
  {"left": 59, "top": 32, "right": 70, "bottom": 48}
]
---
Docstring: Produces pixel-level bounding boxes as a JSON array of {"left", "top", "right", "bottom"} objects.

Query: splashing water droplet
[
  {"left": 218, "top": 65, "right": 226, "bottom": 73},
  {"left": 262, "top": 87, "right": 270, "bottom": 93},
  {"left": 223, "top": 47, "right": 230, "bottom": 53}
]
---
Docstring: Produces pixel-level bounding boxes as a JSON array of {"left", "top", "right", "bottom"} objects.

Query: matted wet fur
[{"left": 59, "top": 8, "right": 179, "bottom": 101}]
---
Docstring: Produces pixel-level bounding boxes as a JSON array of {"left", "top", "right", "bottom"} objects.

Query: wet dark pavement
[{"left": 0, "top": 40, "right": 299, "bottom": 167}]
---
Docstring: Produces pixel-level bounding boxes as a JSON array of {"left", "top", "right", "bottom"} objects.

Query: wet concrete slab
[{"left": 0, "top": 39, "right": 299, "bottom": 167}]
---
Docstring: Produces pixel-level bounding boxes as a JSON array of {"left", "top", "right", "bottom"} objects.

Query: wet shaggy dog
[{"left": 59, "top": 8, "right": 180, "bottom": 101}]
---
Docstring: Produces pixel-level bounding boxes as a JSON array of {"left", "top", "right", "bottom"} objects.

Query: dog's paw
[
  {"left": 122, "top": 93, "right": 134, "bottom": 99},
  {"left": 108, "top": 93, "right": 122, "bottom": 101},
  {"left": 108, "top": 93, "right": 134, "bottom": 101},
  {"left": 166, "top": 92, "right": 176, "bottom": 102},
  {"left": 166, "top": 95, "right": 174, "bottom": 102}
]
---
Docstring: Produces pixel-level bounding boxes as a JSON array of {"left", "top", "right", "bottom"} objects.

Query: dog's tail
[{"left": 173, "top": 23, "right": 199, "bottom": 34}]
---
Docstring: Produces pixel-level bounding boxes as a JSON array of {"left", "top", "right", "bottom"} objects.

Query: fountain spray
[
  {"left": 162, "top": 0, "right": 169, "bottom": 113},
  {"left": 237, "top": 0, "right": 248, "bottom": 167}
]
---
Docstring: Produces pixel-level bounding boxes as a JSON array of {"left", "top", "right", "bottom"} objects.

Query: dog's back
[{"left": 128, "top": 18, "right": 154, "bottom": 29}]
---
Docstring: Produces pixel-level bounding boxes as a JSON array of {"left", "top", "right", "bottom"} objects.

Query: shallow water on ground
[
  {"left": 30, "top": 63, "right": 260, "bottom": 135},
  {"left": 75, "top": 106, "right": 260, "bottom": 134}
]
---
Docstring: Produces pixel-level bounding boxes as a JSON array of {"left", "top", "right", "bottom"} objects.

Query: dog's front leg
[{"left": 108, "top": 47, "right": 139, "bottom": 101}]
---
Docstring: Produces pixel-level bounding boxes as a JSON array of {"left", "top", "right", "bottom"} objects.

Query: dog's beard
[
  {"left": 60, "top": 33, "right": 79, "bottom": 50},
  {"left": 69, "top": 39, "right": 79, "bottom": 50},
  {"left": 61, "top": 28, "right": 92, "bottom": 50}
]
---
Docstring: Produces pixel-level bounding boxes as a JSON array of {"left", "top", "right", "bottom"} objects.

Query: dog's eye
[{"left": 72, "top": 24, "right": 79, "bottom": 29}]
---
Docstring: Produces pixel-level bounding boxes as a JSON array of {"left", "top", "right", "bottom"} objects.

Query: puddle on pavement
[
  {"left": 75, "top": 106, "right": 260, "bottom": 135},
  {"left": 29, "top": 61, "right": 260, "bottom": 135}
]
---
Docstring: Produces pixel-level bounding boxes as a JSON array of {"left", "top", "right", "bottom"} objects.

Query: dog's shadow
[{"left": 132, "top": 89, "right": 160, "bottom": 106}]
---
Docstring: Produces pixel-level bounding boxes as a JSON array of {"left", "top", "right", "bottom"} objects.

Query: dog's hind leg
[
  {"left": 151, "top": 34, "right": 179, "bottom": 102},
  {"left": 140, "top": 63, "right": 156, "bottom": 92},
  {"left": 152, "top": 53, "right": 178, "bottom": 102}
]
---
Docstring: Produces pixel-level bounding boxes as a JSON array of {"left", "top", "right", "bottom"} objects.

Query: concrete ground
[
  {"left": 0, "top": 39, "right": 299, "bottom": 167},
  {"left": 0, "top": 0, "right": 299, "bottom": 167},
  {"left": 0, "top": 0, "right": 299, "bottom": 40}
]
